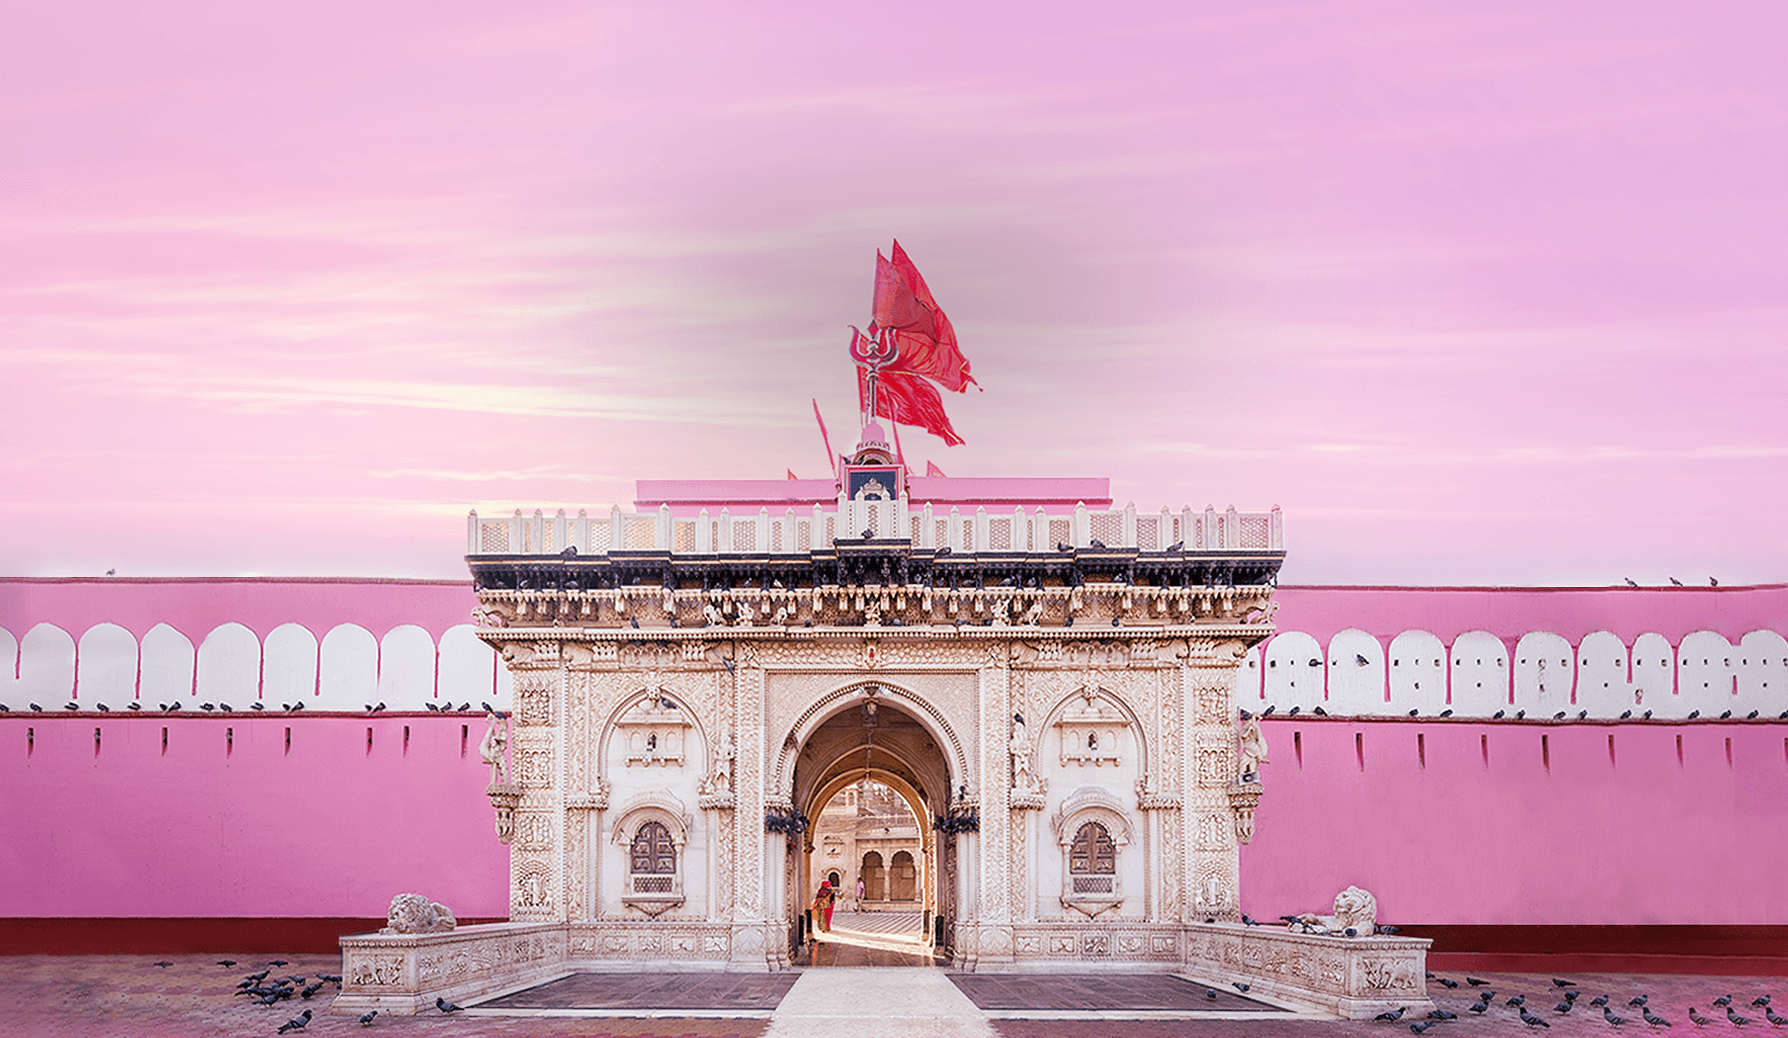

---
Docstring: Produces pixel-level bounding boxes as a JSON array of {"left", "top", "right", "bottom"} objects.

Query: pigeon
[
  {"left": 1428, "top": 1010, "right": 1457, "bottom": 1020},
  {"left": 359, "top": 1010, "right": 378, "bottom": 1025},
  {"left": 1438, "top": 977, "right": 1459, "bottom": 988},
  {"left": 1754, "top": 998, "right": 1773, "bottom": 1008},
  {"left": 96, "top": 703, "right": 111, "bottom": 713},
  {"left": 1592, "top": 996, "right": 1611, "bottom": 1007},
  {"left": 219, "top": 703, "right": 233, "bottom": 712},
  {"left": 1625, "top": 578, "right": 1639, "bottom": 587},
  {"left": 1467, "top": 978, "right": 1491, "bottom": 987},
  {"left": 1233, "top": 982, "right": 1251, "bottom": 992},
  {"left": 1765, "top": 1008, "right": 1787, "bottom": 1026},
  {"left": 1470, "top": 1002, "right": 1490, "bottom": 1014},
  {"left": 1687, "top": 1007, "right": 1711, "bottom": 1025},
  {"left": 1411, "top": 1023, "right": 1435, "bottom": 1034},
  {"left": 1205, "top": 988, "right": 1218, "bottom": 1000},
  {"left": 128, "top": 702, "right": 142, "bottom": 711},
  {"left": 301, "top": 982, "right": 323, "bottom": 999},
  {"left": 246, "top": 970, "right": 271, "bottom": 983},
  {"left": 1643, "top": 1008, "right": 1672, "bottom": 1027},
  {"left": 1555, "top": 1002, "right": 1573, "bottom": 1014},
  {"left": 436, "top": 997, "right": 464, "bottom": 1013},
  {"left": 268, "top": 960, "right": 289, "bottom": 967},
  {"left": 458, "top": 703, "right": 472, "bottom": 711},
  {"left": 1621, "top": 710, "right": 1633, "bottom": 719},
  {"left": 1313, "top": 706, "right": 1329, "bottom": 716},
  {"left": 152, "top": 960, "right": 173, "bottom": 968},
  {"left": 1509, "top": 995, "right": 1527, "bottom": 1007},
  {"left": 64, "top": 701, "right": 79, "bottom": 711},
  {"left": 1167, "top": 540, "right": 1184, "bottom": 552},
  {"left": 1567, "top": 991, "right": 1582, "bottom": 1002},
  {"left": 1554, "top": 979, "right": 1578, "bottom": 989},
  {"left": 1493, "top": 710, "right": 1505, "bottom": 719},
  {"left": 1714, "top": 997, "right": 1733, "bottom": 1007},
  {"left": 630, "top": 617, "right": 640, "bottom": 628},
  {"left": 1521, "top": 1008, "right": 1552, "bottom": 1028},
  {"left": 217, "top": 960, "right": 237, "bottom": 968},
  {"left": 1631, "top": 996, "right": 1650, "bottom": 1007},
  {"left": 1241, "top": 914, "right": 1260, "bottom": 926},
  {"left": 425, "top": 702, "right": 439, "bottom": 711},
  {"left": 1380, "top": 925, "right": 1403, "bottom": 935},
  {"left": 1728, "top": 1007, "right": 1751, "bottom": 1026},
  {"left": 200, "top": 703, "right": 215, "bottom": 712},
  {"left": 1438, "top": 710, "right": 1452, "bottom": 718},
  {"left": 29, "top": 703, "right": 43, "bottom": 712},
  {"left": 1375, "top": 1007, "right": 1407, "bottom": 1021},
  {"left": 1554, "top": 711, "right": 1567, "bottom": 719},
  {"left": 1261, "top": 706, "right": 1275, "bottom": 716},
  {"left": 1288, "top": 706, "right": 1300, "bottom": 716},
  {"left": 1090, "top": 538, "right": 1107, "bottom": 548},
  {"left": 277, "top": 1009, "right": 312, "bottom": 1034},
  {"left": 1670, "top": 577, "right": 1683, "bottom": 586},
  {"left": 1605, "top": 1007, "right": 1628, "bottom": 1025}
]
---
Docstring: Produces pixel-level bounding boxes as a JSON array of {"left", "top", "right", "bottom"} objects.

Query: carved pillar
[
  {"left": 1184, "top": 659, "right": 1240, "bottom": 922},
  {"left": 507, "top": 647, "right": 565, "bottom": 923},
  {"left": 975, "top": 647, "right": 1013, "bottom": 963},
  {"left": 730, "top": 647, "right": 768, "bottom": 967}
]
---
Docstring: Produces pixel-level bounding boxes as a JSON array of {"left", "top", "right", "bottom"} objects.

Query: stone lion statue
[
  {"left": 381, "top": 893, "right": 457, "bottom": 934},
  {"left": 1287, "top": 885, "right": 1378, "bottom": 937}
]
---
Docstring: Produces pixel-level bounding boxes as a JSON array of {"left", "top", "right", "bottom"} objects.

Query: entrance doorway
[{"left": 786, "top": 691, "right": 955, "bottom": 966}]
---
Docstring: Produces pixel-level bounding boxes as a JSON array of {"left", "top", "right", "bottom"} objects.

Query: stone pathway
[{"left": 766, "top": 968, "right": 993, "bottom": 1038}]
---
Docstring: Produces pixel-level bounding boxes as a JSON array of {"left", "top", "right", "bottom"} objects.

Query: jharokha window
[
  {"left": 1069, "top": 822, "right": 1115, "bottom": 891},
  {"left": 630, "top": 821, "right": 676, "bottom": 893}
]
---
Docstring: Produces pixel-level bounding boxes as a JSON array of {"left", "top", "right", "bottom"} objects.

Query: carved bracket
[
  {"left": 487, "top": 783, "right": 521, "bottom": 844},
  {"left": 1227, "top": 781, "right": 1263, "bottom": 844}
]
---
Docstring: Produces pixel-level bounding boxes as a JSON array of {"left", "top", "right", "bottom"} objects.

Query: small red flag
[
  {"left": 926, "top": 461, "right": 946, "bottom": 477},
  {"left": 786, "top": 469, "right": 798, "bottom": 481},
  {"left": 858, "top": 366, "right": 965, "bottom": 447}
]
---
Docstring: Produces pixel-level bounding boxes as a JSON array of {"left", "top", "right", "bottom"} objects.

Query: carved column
[
  {"left": 975, "top": 645, "right": 1013, "bottom": 963},
  {"left": 507, "top": 645, "right": 566, "bottom": 923},
  {"left": 1184, "top": 657, "right": 1240, "bottom": 922},
  {"left": 730, "top": 646, "right": 768, "bottom": 967}
]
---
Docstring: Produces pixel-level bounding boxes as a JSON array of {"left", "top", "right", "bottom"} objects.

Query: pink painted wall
[
  {"left": 1240, "top": 720, "right": 1788, "bottom": 925},
  {"left": 1272, "top": 584, "right": 1787, "bottom": 647},
  {"left": 1, "top": 715, "right": 507, "bottom": 918},
  {"left": 1, "top": 579, "right": 1783, "bottom": 927}
]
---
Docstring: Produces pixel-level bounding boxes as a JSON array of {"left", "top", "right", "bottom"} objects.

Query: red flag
[
  {"left": 786, "top": 469, "right": 798, "bottom": 481},
  {"left": 857, "top": 367, "right": 965, "bottom": 447},
  {"left": 886, "top": 240, "right": 976, "bottom": 392},
  {"left": 872, "top": 251, "right": 938, "bottom": 342},
  {"left": 926, "top": 461, "right": 947, "bottom": 477}
]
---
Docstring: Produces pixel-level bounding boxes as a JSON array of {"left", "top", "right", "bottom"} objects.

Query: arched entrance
[{"left": 783, "top": 686, "right": 957, "bottom": 965}]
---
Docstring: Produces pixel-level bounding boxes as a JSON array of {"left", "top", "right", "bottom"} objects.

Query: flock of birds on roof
[{"left": 1373, "top": 974, "right": 1786, "bottom": 1033}]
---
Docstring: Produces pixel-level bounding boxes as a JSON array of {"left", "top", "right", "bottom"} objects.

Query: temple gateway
[{"left": 336, "top": 427, "right": 1431, "bottom": 1018}]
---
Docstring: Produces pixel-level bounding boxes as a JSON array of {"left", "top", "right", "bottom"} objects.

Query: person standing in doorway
[
  {"left": 812, "top": 880, "right": 836, "bottom": 933},
  {"left": 856, "top": 876, "right": 866, "bottom": 911}
]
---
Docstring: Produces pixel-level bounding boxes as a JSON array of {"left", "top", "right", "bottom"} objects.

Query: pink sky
[{"left": 3, "top": 2, "right": 1785, "bottom": 585}]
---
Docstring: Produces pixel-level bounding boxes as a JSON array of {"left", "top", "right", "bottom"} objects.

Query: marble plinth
[
  {"left": 1181, "top": 922, "right": 1434, "bottom": 1019},
  {"left": 332, "top": 921, "right": 569, "bottom": 1016}
]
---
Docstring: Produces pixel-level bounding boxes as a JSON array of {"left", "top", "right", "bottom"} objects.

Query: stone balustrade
[{"left": 467, "top": 502, "right": 1284, "bottom": 557}]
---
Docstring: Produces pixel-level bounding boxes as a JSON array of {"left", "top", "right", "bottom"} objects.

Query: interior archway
[{"left": 787, "top": 691, "right": 956, "bottom": 965}]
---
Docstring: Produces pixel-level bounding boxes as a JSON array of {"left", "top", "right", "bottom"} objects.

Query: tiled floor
[
  {"left": 481, "top": 973, "right": 798, "bottom": 1013},
  {"left": 792, "top": 911, "right": 942, "bottom": 968},
  {"left": 0, "top": 953, "right": 1782, "bottom": 1038},
  {"left": 949, "top": 973, "right": 1281, "bottom": 1012}
]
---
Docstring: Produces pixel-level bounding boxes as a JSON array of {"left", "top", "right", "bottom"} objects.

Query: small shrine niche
[
  {"left": 616, "top": 692, "right": 691, "bottom": 768},
  {"left": 1055, "top": 688, "right": 1127, "bottom": 767}
]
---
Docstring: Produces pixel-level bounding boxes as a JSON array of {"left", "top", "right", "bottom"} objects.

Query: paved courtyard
[{"left": 1, "top": 937, "right": 1782, "bottom": 1038}]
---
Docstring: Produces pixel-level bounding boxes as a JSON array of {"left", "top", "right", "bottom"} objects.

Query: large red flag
[
  {"left": 857, "top": 366, "right": 965, "bottom": 447},
  {"left": 886, "top": 240, "right": 976, "bottom": 392}
]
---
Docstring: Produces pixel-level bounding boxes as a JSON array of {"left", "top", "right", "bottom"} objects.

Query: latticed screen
[
  {"left": 480, "top": 524, "right": 510, "bottom": 552},
  {"left": 1069, "top": 822, "right": 1115, "bottom": 875},
  {"left": 1240, "top": 514, "right": 1270, "bottom": 548},
  {"left": 625, "top": 517, "right": 655, "bottom": 549},
  {"left": 1048, "top": 519, "right": 1070, "bottom": 548},
  {"left": 630, "top": 821, "right": 676, "bottom": 875},
  {"left": 989, "top": 518, "right": 1011, "bottom": 550},
  {"left": 1090, "top": 513, "right": 1121, "bottom": 545},
  {"left": 1137, "top": 517, "right": 1158, "bottom": 550}
]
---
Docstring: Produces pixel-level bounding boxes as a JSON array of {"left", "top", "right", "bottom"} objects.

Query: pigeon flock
[{"left": 1374, "top": 974, "right": 1786, "bottom": 1033}]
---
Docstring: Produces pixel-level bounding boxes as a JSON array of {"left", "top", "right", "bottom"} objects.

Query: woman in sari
[{"left": 812, "top": 879, "right": 836, "bottom": 933}]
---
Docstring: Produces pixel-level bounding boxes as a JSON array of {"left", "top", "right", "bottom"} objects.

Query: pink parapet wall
[
  {"left": 0, "top": 577, "right": 479, "bottom": 644},
  {"left": 1239, "top": 720, "right": 1788, "bottom": 927},
  {"left": 1, "top": 715, "right": 509, "bottom": 920}
]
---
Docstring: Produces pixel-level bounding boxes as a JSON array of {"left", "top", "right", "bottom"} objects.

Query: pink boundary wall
[{"left": 2, "top": 580, "right": 1784, "bottom": 930}]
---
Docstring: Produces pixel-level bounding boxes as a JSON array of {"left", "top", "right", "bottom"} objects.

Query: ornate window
[
  {"left": 1068, "top": 823, "right": 1116, "bottom": 895},
  {"left": 1053, "top": 787, "right": 1130, "bottom": 918},
  {"left": 629, "top": 822, "right": 676, "bottom": 891},
  {"left": 613, "top": 790, "right": 690, "bottom": 916}
]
